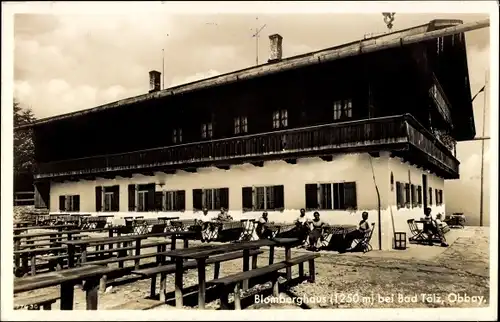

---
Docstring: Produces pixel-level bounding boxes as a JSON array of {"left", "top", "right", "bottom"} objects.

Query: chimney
[
  {"left": 149, "top": 70, "right": 161, "bottom": 93},
  {"left": 268, "top": 34, "right": 283, "bottom": 63}
]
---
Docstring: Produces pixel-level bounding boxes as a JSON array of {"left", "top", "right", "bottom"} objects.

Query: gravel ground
[{"left": 13, "top": 227, "right": 490, "bottom": 310}]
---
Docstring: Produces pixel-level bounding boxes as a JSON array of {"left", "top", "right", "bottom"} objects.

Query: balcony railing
[{"left": 35, "top": 114, "right": 459, "bottom": 179}]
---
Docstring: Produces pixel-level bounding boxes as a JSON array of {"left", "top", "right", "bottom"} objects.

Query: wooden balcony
[{"left": 34, "top": 114, "right": 460, "bottom": 180}]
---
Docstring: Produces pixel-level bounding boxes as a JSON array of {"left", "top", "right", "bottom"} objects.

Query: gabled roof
[{"left": 16, "top": 19, "right": 466, "bottom": 130}]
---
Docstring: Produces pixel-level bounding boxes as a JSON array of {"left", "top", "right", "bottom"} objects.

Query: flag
[{"left": 471, "top": 85, "right": 486, "bottom": 103}]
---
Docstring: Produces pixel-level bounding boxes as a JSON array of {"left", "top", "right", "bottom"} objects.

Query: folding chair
[
  {"left": 238, "top": 219, "right": 256, "bottom": 241},
  {"left": 349, "top": 223, "right": 375, "bottom": 253},
  {"left": 407, "top": 219, "right": 429, "bottom": 243}
]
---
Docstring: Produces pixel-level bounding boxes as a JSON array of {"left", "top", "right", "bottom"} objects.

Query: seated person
[
  {"left": 307, "top": 212, "right": 325, "bottom": 251},
  {"left": 339, "top": 211, "right": 371, "bottom": 253},
  {"left": 294, "top": 208, "right": 310, "bottom": 241},
  {"left": 255, "top": 211, "right": 272, "bottom": 239},
  {"left": 216, "top": 207, "right": 233, "bottom": 221},
  {"left": 423, "top": 207, "right": 448, "bottom": 247},
  {"left": 198, "top": 208, "right": 213, "bottom": 242}
]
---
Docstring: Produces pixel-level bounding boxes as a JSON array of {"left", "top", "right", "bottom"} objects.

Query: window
[
  {"left": 272, "top": 110, "right": 288, "bottom": 129},
  {"left": 95, "top": 186, "right": 119, "bottom": 212},
  {"left": 128, "top": 184, "right": 155, "bottom": 212},
  {"left": 404, "top": 184, "right": 411, "bottom": 208},
  {"left": 201, "top": 123, "right": 213, "bottom": 139},
  {"left": 172, "top": 128, "right": 183, "bottom": 144},
  {"left": 193, "top": 188, "right": 229, "bottom": 211},
  {"left": 417, "top": 185, "right": 423, "bottom": 206},
  {"left": 137, "top": 190, "right": 148, "bottom": 212},
  {"left": 429, "top": 187, "right": 433, "bottom": 206},
  {"left": 396, "top": 182, "right": 404, "bottom": 209},
  {"left": 241, "top": 185, "right": 284, "bottom": 211},
  {"left": 436, "top": 189, "right": 444, "bottom": 206},
  {"left": 411, "top": 184, "right": 417, "bottom": 207},
  {"left": 159, "top": 190, "right": 186, "bottom": 211},
  {"left": 59, "top": 195, "right": 80, "bottom": 212},
  {"left": 333, "top": 99, "right": 353, "bottom": 120},
  {"left": 234, "top": 116, "right": 248, "bottom": 134},
  {"left": 304, "top": 182, "right": 356, "bottom": 210}
]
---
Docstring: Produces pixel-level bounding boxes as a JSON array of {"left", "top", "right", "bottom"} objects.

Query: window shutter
[
  {"left": 111, "top": 185, "right": 120, "bottom": 211},
  {"left": 177, "top": 190, "right": 186, "bottom": 211},
  {"left": 155, "top": 191, "right": 164, "bottom": 211},
  {"left": 274, "top": 185, "right": 285, "bottom": 209},
  {"left": 128, "top": 184, "right": 136, "bottom": 211},
  {"left": 344, "top": 182, "right": 357, "bottom": 209},
  {"left": 73, "top": 195, "right": 81, "bottom": 212},
  {"left": 95, "top": 186, "right": 102, "bottom": 212},
  {"left": 193, "top": 189, "right": 203, "bottom": 211},
  {"left": 220, "top": 187, "right": 229, "bottom": 209},
  {"left": 147, "top": 184, "right": 155, "bottom": 212},
  {"left": 305, "top": 184, "right": 318, "bottom": 210},
  {"left": 333, "top": 183, "right": 340, "bottom": 210},
  {"left": 59, "top": 195, "right": 66, "bottom": 211},
  {"left": 242, "top": 187, "right": 253, "bottom": 210}
]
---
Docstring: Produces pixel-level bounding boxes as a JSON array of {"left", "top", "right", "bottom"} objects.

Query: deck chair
[
  {"left": 238, "top": 219, "right": 256, "bottom": 241},
  {"left": 407, "top": 219, "right": 429, "bottom": 243},
  {"left": 349, "top": 223, "right": 375, "bottom": 253}
]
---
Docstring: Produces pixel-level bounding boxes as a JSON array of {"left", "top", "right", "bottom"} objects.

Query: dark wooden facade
[{"left": 28, "top": 29, "right": 474, "bottom": 182}]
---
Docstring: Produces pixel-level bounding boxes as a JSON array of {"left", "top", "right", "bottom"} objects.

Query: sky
[{"left": 9, "top": 5, "right": 494, "bottom": 223}]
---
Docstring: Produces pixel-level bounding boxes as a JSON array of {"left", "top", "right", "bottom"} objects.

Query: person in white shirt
[
  {"left": 423, "top": 207, "right": 448, "bottom": 247},
  {"left": 199, "top": 208, "right": 212, "bottom": 242}
]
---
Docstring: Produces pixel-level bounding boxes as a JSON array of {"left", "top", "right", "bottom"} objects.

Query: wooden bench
[
  {"left": 19, "top": 235, "right": 88, "bottom": 250},
  {"left": 14, "top": 291, "right": 60, "bottom": 310},
  {"left": 132, "top": 249, "right": 264, "bottom": 300},
  {"left": 44, "top": 240, "right": 172, "bottom": 270},
  {"left": 209, "top": 253, "right": 320, "bottom": 310}
]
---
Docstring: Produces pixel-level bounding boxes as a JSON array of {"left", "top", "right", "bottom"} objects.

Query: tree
[{"left": 13, "top": 99, "right": 36, "bottom": 174}]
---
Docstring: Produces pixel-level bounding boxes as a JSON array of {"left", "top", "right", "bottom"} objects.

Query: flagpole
[{"left": 479, "top": 71, "right": 488, "bottom": 227}]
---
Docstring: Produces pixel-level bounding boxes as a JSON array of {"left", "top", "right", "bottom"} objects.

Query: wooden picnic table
[
  {"left": 13, "top": 224, "right": 78, "bottom": 234},
  {"left": 13, "top": 221, "right": 35, "bottom": 228},
  {"left": 322, "top": 224, "right": 357, "bottom": 250},
  {"left": 14, "top": 264, "right": 111, "bottom": 310},
  {"left": 165, "top": 237, "right": 299, "bottom": 309},
  {"left": 61, "top": 231, "right": 196, "bottom": 268}
]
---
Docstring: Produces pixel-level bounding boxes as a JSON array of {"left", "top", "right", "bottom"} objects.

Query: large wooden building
[{"left": 17, "top": 19, "right": 477, "bottom": 250}]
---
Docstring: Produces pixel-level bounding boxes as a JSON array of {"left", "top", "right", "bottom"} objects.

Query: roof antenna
[
  {"left": 252, "top": 17, "right": 267, "bottom": 66},
  {"left": 382, "top": 12, "right": 396, "bottom": 32}
]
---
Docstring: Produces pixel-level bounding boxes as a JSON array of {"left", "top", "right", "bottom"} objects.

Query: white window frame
[
  {"left": 202, "top": 188, "right": 220, "bottom": 210},
  {"left": 172, "top": 128, "right": 183, "bottom": 144},
  {"left": 254, "top": 186, "right": 276, "bottom": 211},
  {"left": 272, "top": 110, "right": 288, "bottom": 129},
  {"left": 201, "top": 123, "right": 213, "bottom": 139},
  {"left": 137, "top": 190, "right": 148, "bottom": 212},
  {"left": 103, "top": 191, "right": 114, "bottom": 212}
]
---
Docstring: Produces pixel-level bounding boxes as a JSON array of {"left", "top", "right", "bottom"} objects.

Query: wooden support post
[
  {"left": 272, "top": 273, "right": 280, "bottom": 297},
  {"left": 242, "top": 249, "right": 250, "bottom": 291},
  {"left": 150, "top": 274, "right": 157, "bottom": 298},
  {"left": 159, "top": 273, "right": 167, "bottom": 302},
  {"left": 298, "top": 262, "right": 304, "bottom": 278},
  {"left": 183, "top": 237, "right": 189, "bottom": 249},
  {"left": 285, "top": 246, "right": 292, "bottom": 280},
  {"left": 14, "top": 236, "right": 21, "bottom": 269},
  {"left": 308, "top": 259, "right": 316, "bottom": 283},
  {"left": 60, "top": 281, "right": 75, "bottom": 310},
  {"left": 197, "top": 258, "right": 206, "bottom": 310},
  {"left": 30, "top": 254, "right": 36, "bottom": 276},
  {"left": 269, "top": 246, "right": 275, "bottom": 265},
  {"left": 234, "top": 283, "right": 241, "bottom": 310},
  {"left": 251, "top": 253, "right": 258, "bottom": 269},
  {"left": 84, "top": 278, "right": 99, "bottom": 310},
  {"left": 171, "top": 235, "right": 177, "bottom": 251},
  {"left": 99, "top": 275, "right": 108, "bottom": 293},
  {"left": 134, "top": 239, "right": 141, "bottom": 270},
  {"left": 174, "top": 258, "right": 184, "bottom": 308},
  {"left": 214, "top": 262, "right": 221, "bottom": 279},
  {"left": 67, "top": 244, "right": 75, "bottom": 268},
  {"left": 219, "top": 286, "right": 230, "bottom": 310}
]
